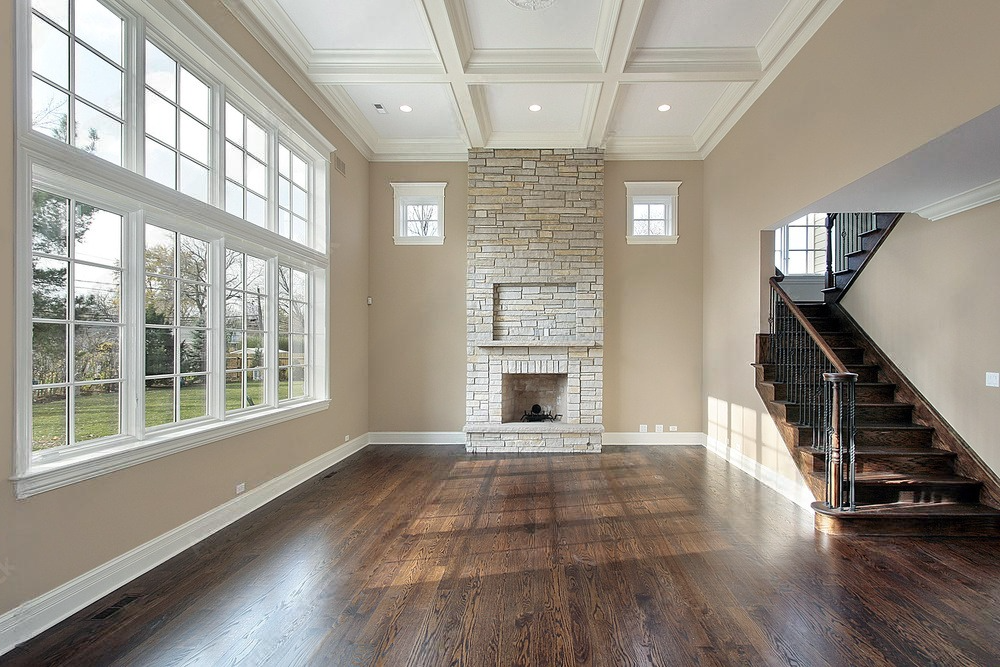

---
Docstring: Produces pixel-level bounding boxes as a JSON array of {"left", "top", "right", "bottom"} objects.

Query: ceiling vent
[{"left": 373, "top": 103, "right": 387, "bottom": 114}]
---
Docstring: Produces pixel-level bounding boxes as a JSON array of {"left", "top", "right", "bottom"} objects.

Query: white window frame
[
  {"left": 13, "top": 0, "right": 334, "bottom": 499},
  {"left": 625, "top": 181, "right": 681, "bottom": 245},
  {"left": 391, "top": 182, "right": 446, "bottom": 246},
  {"left": 775, "top": 213, "right": 827, "bottom": 275}
]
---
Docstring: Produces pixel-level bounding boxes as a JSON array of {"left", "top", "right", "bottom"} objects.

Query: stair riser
[
  {"left": 855, "top": 429, "right": 933, "bottom": 448},
  {"left": 847, "top": 366, "right": 880, "bottom": 382},
  {"left": 819, "top": 333, "right": 857, "bottom": 347},
  {"left": 855, "top": 385, "right": 896, "bottom": 402},
  {"left": 811, "top": 454, "right": 955, "bottom": 476},
  {"left": 831, "top": 348, "right": 866, "bottom": 364},
  {"left": 856, "top": 405, "right": 913, "bottom": 424},
  {"left": 853, "top": 485, "right": 980, "bottom": 505},
  {"left": 805, "top": 317, "right": 843, "bottom": 331}
]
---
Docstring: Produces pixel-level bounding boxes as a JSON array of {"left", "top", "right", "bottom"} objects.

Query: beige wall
[
  {"left": 702, "top": 0, "right": 1000, "bottom": 485},
  {"left": 842, "top": 209, "right": 1000, "bottom": 475},
  {"left": 604, "top": 161, "right": 704, "bottom": 432},
  {"left": 365, "top": 160, "right": 706, "bottom": 435},
  {"left": 368, "top": 163, "right": 468, "bottom": 432},
  {"left": 0, "top": 1, "right": 370, "bottom": 617}
]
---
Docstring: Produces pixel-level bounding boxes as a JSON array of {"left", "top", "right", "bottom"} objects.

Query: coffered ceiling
[{"left": 225, "top": 0, "right": 840, "bottom": 161}]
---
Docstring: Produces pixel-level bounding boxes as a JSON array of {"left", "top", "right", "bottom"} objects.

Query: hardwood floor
[{"left": 5, "top": 445, "right": 1000, "bottom": 666}]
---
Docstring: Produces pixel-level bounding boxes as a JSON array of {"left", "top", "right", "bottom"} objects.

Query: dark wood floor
[{"left": 6, "top": 445, "right": 1000, "bottom": 666}]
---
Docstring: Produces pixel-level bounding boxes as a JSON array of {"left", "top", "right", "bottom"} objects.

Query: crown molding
[
  {"left": 757, "top": 0, "right": 826, "bottom": 69},
  {"left": 316, "top": 85, "right": 381, "bottom": 157},
  {"left": 914, "top": 178, "right": 1000, "bottom": 221},
  {"left": 485, "top": 131, "right": 593, "bottom": 149},
  {"left": 627, "top": 47, "right": 762, "bottom": 76},
  {"left": 699, "top": 0, "right": 843, "bottom": 158},
  {"left": 465, "top": 49, "right": 603, "bottom": 74},
  {"left": 604, "top": 136, "right": 702, "bottom": 160},
  {"left": 224, "top": 0, "right": 314, "bottom": 71},
  {"left": 219, "top": 0, "right": 374, "bottom": 159},
  {"left": 691, "top": 81, "right": 753, "bottom": 150}
]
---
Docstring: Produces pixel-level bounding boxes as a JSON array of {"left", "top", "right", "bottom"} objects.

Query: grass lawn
[{"left": 32, "top": 381, "right": 299, "bottom": 452}]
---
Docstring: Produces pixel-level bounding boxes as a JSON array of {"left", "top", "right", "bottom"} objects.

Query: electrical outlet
[
  {"left": 639, "top": 424, "right": 648, "bottom": 433},
  {"left": 987, "top": 372, "right": 1000, "bottom": 388},
  {"left": 235, "top": 482, "right": 246, "bottom": 495},
  {"left": 669, "top": 425, "right": 678, "bottom": 432},
  {"left": 367, "top": 297, "right": 373, "bottom": 305},
  {"left": 344, "top": 434, "right": 350, "bottom": 442},
  {"left": 655, "top": 424, "right": 664, "bottom": 433}
]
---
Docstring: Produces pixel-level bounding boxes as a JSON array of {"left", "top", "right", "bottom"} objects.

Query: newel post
[
  {"left": 824, "top": 214, "right": 836, "bottom": 290},
  {"left": 824, "top": 372, "right": 858, "bottom": 510}
]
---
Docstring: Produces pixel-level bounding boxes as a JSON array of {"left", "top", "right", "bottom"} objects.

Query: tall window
[
  {"left": 18, "top": 0, "right": 331, "bottom": 497},
  {"left": 775, "top": 213, "right": 827, "bottom": 275},
  {"left": 278, "top": 265, "right": 308, "bottom": 401},
  {"left": 31, "top": 0, "right": 126, "bottom": 164},
  {"left": 278, "top": 143, "right": 310, "bottom": 244},
  {"left": 31, "top": 189, "right": 123, "bottom": 451},
  {"left": 144, "top": 40, "right": 212, "bottom": 201},
  {"left": 144, "top": 224, "right": 211, "bottom": 429},
  {"left": 225, "top": 250, "right": 270, "bottom": 411},
  {"left": 225, "top": 103, "right": 269, "bottom": 227}
]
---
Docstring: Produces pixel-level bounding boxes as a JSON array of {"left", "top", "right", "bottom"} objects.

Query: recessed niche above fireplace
[{"left": 493, "top": 282, "right": 577, "bottom": 340}]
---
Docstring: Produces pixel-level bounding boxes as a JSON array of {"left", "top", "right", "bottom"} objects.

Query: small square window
[
  {"left": 625, "top": 181, "right": 681, "bottom": 245},
  {"left": 391, "top": 182, "right": 446, "bottom": 245}
]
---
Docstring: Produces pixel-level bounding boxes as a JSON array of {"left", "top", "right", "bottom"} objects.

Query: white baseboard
[
  {"left": 602, "top": 432, "right": 707, "bottom": 446},
  {"left": 704, "top": 436, "right": 815, "bottom": 509},
  {"left": 368, "top": 431, "right": 465, "bottom": 445},
  {"left": 0, "top": 433, "right": 371, "bottom": 657}
]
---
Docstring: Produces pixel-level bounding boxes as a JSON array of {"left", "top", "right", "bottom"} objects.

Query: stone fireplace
[{"left": 465, "top": 148, "right": 604, "bottom": 452}]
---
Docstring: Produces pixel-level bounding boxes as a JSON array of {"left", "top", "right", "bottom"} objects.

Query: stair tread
[
  {"left": 858, "top": 228, "right": 884, "bottom": 237},
  {"left": 852, "top": 472, "right": 981, "bottom": 485},
  {"left": 800, "top": 445, "right": 953, "bottom": 457},
  {"left": 812, "top": 501, "right": 1000, "bottom": 518}
]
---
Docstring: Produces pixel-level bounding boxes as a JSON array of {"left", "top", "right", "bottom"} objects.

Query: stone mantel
[{"left": 475, "top": 339, "right": 602, "bottom": 349}]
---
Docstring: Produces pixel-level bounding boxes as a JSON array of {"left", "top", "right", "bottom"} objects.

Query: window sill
[
  {"left": 393, "top": 235, "right": 445, "bottom": 246},
  {"left": 11, "top": 399, "right": 331, "bottom": 499},
  {"left": 626, "top": 234, "right": 678, "bottom": 245}
]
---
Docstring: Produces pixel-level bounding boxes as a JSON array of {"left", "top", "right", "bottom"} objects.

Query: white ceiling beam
[
  {"left": 588, "top": 0, "right": 645, "bottom": 146},
  {"left": 419, "top": 0, "right": 484, "bottom": 147},
  {"left": 309, "top": 69, "right": 762, "bottom": 85}
]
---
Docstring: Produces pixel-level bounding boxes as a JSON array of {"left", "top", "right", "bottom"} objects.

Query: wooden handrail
[{"left": 769, "top": 275, "right": 851, "bottom": 374}]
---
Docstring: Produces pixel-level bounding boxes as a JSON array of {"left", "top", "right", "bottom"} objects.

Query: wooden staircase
[
  {"left": 821, "top": 212, "right": 904, "bottom": 303},
  {"left": 756, "top": 302, "right": 1000, "bottom": 536}
]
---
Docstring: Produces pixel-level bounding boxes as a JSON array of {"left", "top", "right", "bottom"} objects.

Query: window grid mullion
[{"left": 126, "top": 210, "right": 145, "bottom": 440}]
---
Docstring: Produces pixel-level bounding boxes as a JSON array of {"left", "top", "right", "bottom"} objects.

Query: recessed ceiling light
[
  {"left": 528, "top": 104, "right": 542, "bottom": 112},
  {"left": 399, "top": 105, "right": 412, "bottom": 113},
  {"left": 657, "top": 104, "right": 671, "bottom": 112}
]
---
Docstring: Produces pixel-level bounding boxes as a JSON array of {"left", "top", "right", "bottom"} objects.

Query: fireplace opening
[{"left": 502, "top": 373, "right": 567, "bottom": 423}]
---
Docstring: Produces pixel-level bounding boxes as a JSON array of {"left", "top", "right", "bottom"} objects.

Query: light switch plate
[{"left": 986, "top": 372, "right": 999, "bottom": 388}]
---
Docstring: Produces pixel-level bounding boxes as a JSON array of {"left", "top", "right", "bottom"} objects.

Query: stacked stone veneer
[{"left": 465, "top": 148, "right": 604, "bottom": 453}]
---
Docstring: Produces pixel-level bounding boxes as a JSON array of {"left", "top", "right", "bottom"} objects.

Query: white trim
[
  {"left": 602, "top": 432, "right": 707, "bottom": 446},
  {"left": 626, "top": 234, "right": 678, "bottom": 245},
  {"left": 13, "top": 401, "right": 331, "bottom": 499},
  {"left": 368, "top": 431, "right": 466, "bottom": 445},
  {"left": 914, "top": 178, "right": 1000, "bottom": 221},
  {"left": 390, "top": 181, "right": 447, "bottom": 245},
  {"left": 704, "top": 436, "right": 816, "bottom": 509},
  {"left": 625, "top": 181, "right": 681, "bottom": 241},
  {"left": 0, "top": 433, "right": 370, "bottom": 657}
]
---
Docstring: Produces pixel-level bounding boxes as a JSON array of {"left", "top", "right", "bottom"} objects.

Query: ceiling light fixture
[
  {"left": 507, "top": 0, "right": 556, "bottom": 10},
  {"left": 399, "top": 105, "right": 412, "bottom": 113},
  {"left": 528, "top": 104, "right": 542, "bottom": 112},
  {"left": 657, "top": 104, "right": 671, "bottom": 112}
]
